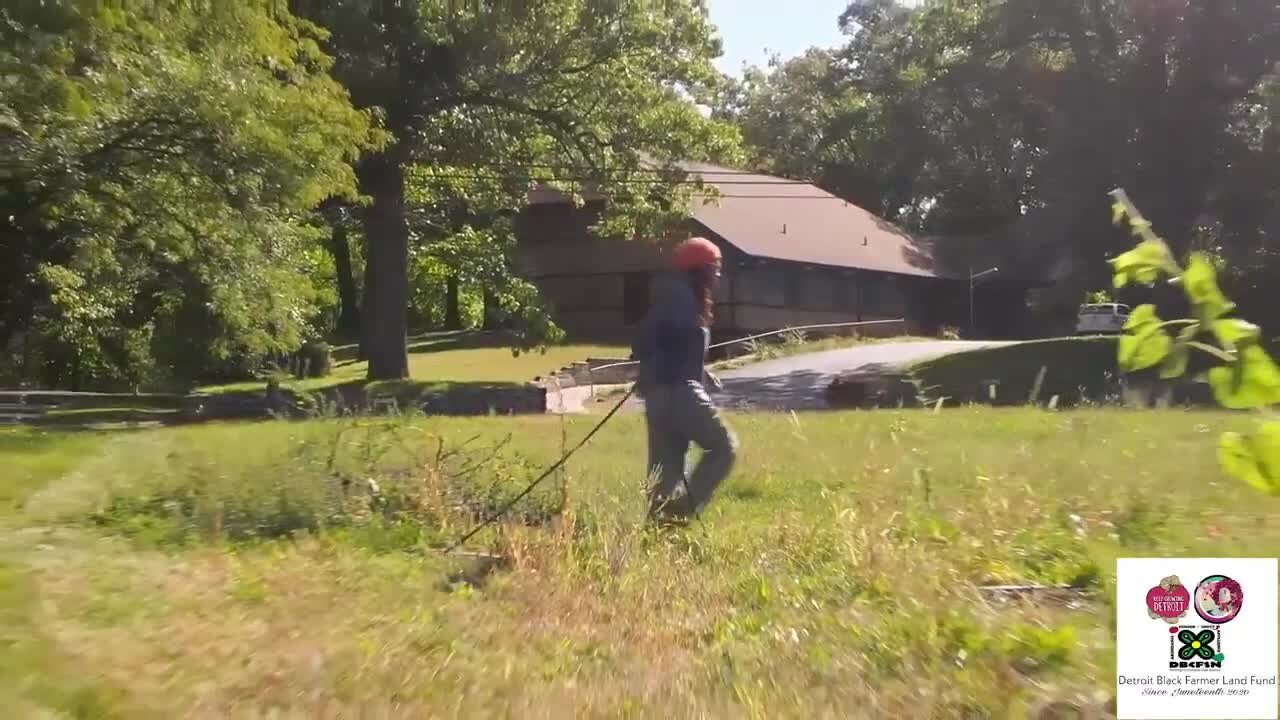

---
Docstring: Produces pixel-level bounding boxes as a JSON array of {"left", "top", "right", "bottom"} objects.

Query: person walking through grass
[{"left": 630, "top": 236, "right": 738, "bottom": 524}]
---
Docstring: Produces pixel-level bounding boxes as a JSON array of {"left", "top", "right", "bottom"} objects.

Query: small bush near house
[{"left": 295, "top": 341, "right": 333, "bottom": 379}]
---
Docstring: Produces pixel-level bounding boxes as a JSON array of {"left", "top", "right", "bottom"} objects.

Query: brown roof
[
  {"left": 678, "top": 161, "right": 940, "bottom": 278},
  {"left": 525, "top": 160, "right": 944, "bottom": 279}
]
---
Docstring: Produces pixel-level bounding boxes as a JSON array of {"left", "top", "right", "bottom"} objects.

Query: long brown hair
[{"left": 688, "top": 267, "right": 716, "bottom": 327}]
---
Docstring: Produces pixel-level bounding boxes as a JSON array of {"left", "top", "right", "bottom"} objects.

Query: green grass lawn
[
  {"left": 196, "top": 332, "right": 627, "bottom": 395},
  {"left": 1, "top": 407, "right": 1272, "bottom": 716},
  {"left": 910, "top": 337, "right": 1122, "bottom": 406}
]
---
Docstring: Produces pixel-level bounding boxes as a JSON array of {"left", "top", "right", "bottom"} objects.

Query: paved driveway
[{"left": 626, "top": 340, "right": 1013, "bottom": 412}]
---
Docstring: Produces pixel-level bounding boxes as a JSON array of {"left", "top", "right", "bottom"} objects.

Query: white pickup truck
[{"left": 1075, "top": 303, "right": 1131, "bottom": 335}]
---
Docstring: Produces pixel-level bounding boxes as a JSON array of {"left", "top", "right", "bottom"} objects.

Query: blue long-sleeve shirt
[{"left": 631, "top": 273, "right": 710, "bottom": 387}]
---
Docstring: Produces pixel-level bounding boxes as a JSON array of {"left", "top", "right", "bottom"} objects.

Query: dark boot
[{"left": 648, "top": 491, "right": 693, "bottom": 527}]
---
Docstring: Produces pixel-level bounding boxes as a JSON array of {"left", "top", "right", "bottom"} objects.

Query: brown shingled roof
[
  {"left": 524, "top": 160, "right": 944, "bottom": 279},
  {"left": 679, "top": 161, "right": 941, "bottom": 278}
]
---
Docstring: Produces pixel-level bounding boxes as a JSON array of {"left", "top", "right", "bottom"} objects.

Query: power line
[
  {"left": 414, "top": 172, "right": 813, "bottom": 186},
  {"left": 685, "top": 194, "right": 856, "bottom": 201},
  {"left": 439, "top": 160, "right": 782, "bottom": 177},
  {"left": 524, "top": 191, "right": 856, "bottom": 201},
  {"left": 410, "top": 171, "right": 858, "bottom": 200},
  {"left": 556, "top": 190, "right": 858, "bottom": 201}
]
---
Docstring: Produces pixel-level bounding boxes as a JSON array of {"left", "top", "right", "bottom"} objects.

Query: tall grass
[{"left": 2, "top": 408, "right": 1274, "bottom": 717}]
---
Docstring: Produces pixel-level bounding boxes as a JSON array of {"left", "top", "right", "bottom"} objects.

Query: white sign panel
[{"left": 1117, "top": 558, "right": 1278, "bottom": 719}]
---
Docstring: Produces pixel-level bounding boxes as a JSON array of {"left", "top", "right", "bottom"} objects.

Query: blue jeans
[{"left": 643, "top": 381, "right": 737, "bottom": 516}]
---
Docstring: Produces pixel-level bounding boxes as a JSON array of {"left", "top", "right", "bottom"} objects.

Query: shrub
[
  {"left": 78, "top": 420, "right": 553, "bottom": 550},
  {"left": 295, "top": 341, "right": 332, "bottom": 379},
  {"left": 1108, "top": 189, "right": 1280, "bottom": 495}
]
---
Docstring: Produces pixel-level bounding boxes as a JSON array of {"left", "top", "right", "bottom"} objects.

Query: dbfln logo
[
  {"left": 1146, "top": 575, "right": 1191, "bottom": 624},
  {"left": 1167, "top": 625, "right": 1225, "bottom": 670}
]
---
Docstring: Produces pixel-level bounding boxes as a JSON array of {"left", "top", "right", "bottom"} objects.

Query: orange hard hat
[{"left": 673, "top": 237, "right": 722, "bottom": 270}]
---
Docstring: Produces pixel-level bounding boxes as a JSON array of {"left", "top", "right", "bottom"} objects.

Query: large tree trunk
[
  {"left": 70, "top": 351, "right": 82, "bottom": 393},
  {"left": 328, "top": 220, "right": 362, "bottom": 342},
  {"left": 445, "top": 275, "right": 462, "bottom": 331},
  {"left": 482, "top": 287, "right": 501, "bottom": 330},
  {"left": 357, "top": 236, "right": 373, "bottom": 361},
  {"left": 357, "top": 152, "right": 410, "bottom": 380}
]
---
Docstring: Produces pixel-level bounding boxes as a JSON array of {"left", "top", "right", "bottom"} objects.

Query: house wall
[
  {"left": 514, "top": 202, "right": 947, "bottom": 341},
  {"left": 721, "top": 262, "right": 916, "bottom": 336},
  {"left": 512, "top": 202, "right": 672, "bottom": 339}
]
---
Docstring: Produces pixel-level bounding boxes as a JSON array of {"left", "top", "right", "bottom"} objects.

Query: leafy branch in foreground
[{"left": 1108, "top": 189, "right": 1280, "bottom": 494}]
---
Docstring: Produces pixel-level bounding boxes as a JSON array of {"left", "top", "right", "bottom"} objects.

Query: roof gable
[
  {"left": 525, "top": 160, "right": 943, "bottom": 279},
  {"left": 677, "top": 161, "right": 939, "bottom": 278}
]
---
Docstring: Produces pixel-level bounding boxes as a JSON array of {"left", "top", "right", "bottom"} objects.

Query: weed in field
[
  {"left": 1111, "top": 501, "right": 1169, "bottom": 548},
  {"left": 29, "top": 418, "right": 561, "bottom": 552},
  {"left": 742, "top": 336, "right": 779, "bottom": 361}
]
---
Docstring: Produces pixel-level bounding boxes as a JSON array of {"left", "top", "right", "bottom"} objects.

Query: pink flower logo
[{"left": 1194, "top": 575, "right": 1243, "bottom": 624}]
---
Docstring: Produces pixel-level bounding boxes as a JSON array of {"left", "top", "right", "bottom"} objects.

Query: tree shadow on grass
[
  {"left": 332, "top": 330, "right": 525, "bottom": 363},
  {"left": 714, "top": 364, "right": 918, "bottom": 412}
]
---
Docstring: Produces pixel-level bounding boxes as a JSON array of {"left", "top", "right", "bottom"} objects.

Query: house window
[
  {"left": 800, "top": 271, "right": 834, "bottom": 310},
  {"left": 861, "top": 274, "right": 883, "bottom": 313},
  {"left": 833, "top": 274, "right": 857, "bottom": 312},
  {"left": 860, "top": 274, "right": 902, "bottom": 315},
  {"left": 784, "top": 270, "right": 804, "bottom": 307}
]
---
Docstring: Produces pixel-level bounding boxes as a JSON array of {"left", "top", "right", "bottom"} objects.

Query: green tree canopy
[
  {"left": 1, "top": 2, "right": 379, "bottom": 389},
  {"left": 295, "top": 0, "right": 743, "bottom": 379},
  {"left": 723, "top": 0, "right": 1280, "bottom": 314}
]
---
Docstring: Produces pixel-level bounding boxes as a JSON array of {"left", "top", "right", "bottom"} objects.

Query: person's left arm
[{"left": 701, "top": 327, "right": 722, "bottom": 391}]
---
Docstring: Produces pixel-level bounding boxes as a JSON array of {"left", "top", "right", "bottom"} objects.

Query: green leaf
[
  {"left": 1118, "top": 304, "right": 1172, "bottom": 372},
  {"left": 1119, "top": 329, "right": 1172, "bottom": 373},
  {"left": 1127, "top": 217, "right": 1155, "bottom": 239},
  {"left": 1159, "top": 325, "right": 1197, "bottom": 380},
  {"left": 1160, "top": 345, "right": 1189, "bottom": 379},
  {"left": 1123, "top": 304, "right": 1162, "bottom": 333},
  {"left": 1219, "top": 423, "right": 1280, "bottom": 495},
  {"left": 1182, "top": 253, "right": 1235, "bottom": 323},
  {"left": 1208, "top": 346, "right": 1280, "bottom": 409},
  {"left": 1109, "top": 239, "right": 1177, "bottom": 288},
  {"left": 1212, "top": 319, "right": 1261, "bottom": 351},
  {"left": 1219, "top": 433, "right": 1261, "bottom": 491}
]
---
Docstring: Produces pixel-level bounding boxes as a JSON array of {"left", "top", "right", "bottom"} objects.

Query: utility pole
[{"left": 969, "top": 265, "right": 999, "bottom": 338}]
